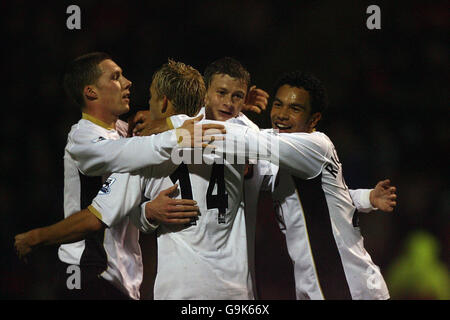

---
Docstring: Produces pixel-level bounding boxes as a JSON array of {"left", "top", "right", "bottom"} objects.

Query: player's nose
[
  {"left": 123, "top": 76, "right": 132, "bottom": 89},
  {"left": 223, "top": 95, "right": 232, "bottom": 107},
  {"left": 275, "top": 109, "right": 289, "bottom": 120}
]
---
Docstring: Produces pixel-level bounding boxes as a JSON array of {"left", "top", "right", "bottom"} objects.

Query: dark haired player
[{"left": 245, "top": 71, "right": 396, "bottom": 299}]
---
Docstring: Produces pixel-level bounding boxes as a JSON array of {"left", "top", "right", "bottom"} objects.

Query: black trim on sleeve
[{"left": 78, "top": 171, "right": 107, "bottom": 273}]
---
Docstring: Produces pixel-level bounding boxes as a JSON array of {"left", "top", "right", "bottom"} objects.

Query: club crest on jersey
[
  {"left": 99, "top": 177, "right": 116, "bottom": 195},
  {"left": 92, "top": 136, "right": 106, "bottom": 143}
]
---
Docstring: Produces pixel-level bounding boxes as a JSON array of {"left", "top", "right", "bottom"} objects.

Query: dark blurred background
[{"left": 1, "top": 0, "right": 448, "bottom": 299}]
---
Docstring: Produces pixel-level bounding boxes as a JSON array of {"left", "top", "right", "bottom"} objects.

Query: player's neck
[
  {"left": 161, "top": 103, "right": 178, "bottom": 118},
  {"left": 82, "top": 108, "right": 117, "bottom": 130}
]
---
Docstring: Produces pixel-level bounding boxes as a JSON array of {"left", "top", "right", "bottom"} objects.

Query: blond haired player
[{"left": 14, "top": 55, "right": 222, "bottom": 299}]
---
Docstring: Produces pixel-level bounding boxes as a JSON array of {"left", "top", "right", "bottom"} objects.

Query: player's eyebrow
[
  {"left": 111, "top": 66, "right": 122, "bottom": 74},
  {"left": 273, "top": 97, "right": 283, "bottom": 104},
  {"left": 290, "top": 103, "right": 305, "bottom": 109}
]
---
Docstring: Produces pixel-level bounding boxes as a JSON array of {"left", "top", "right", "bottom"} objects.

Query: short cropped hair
[
  {"left": 63, "top": 52, "right": 111, "bottom": 109},
  {"left": 203, "top": 57, "right": 250, "bottom": 90},
  {"left": 272, "top": 71, "right": 328, "bottom": 114},
  {"left": 152, "top": 59, "right": 206, "bottom": 117}
]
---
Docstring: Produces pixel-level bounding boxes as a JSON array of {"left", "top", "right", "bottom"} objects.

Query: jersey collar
[{"left": 82, "top": 113, "right": 115, "bottom": 130}]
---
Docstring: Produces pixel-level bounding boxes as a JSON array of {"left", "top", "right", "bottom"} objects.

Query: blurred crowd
[{"left": 1, "top": 1, "right": 448, "bottom": 299}]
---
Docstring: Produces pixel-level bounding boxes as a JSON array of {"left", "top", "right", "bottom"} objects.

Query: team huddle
[{"left": 14, "top": 53, "right": 397, "bottom": 300}]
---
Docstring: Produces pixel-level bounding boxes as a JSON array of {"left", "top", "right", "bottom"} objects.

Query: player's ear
[
  {"left": 309, "top": 112, "right": 322, "bottom": 131},
  {"left": 161, "top": 96, "right": 169, "bottom": 114},
  {"left": 84, "top": 85, "right": 98, "bottom": 101},
  {"left": 204, "top": 88, "right": 210, "bottom": 106}
]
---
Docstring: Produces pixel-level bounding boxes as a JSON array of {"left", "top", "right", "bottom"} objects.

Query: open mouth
[
  {"left": 219, "top": 110, "right": 233, "bottom": 117},
  {"left": 274, "top": 122, "right": 292, "bottom": 131},
  {"left": 122, "top": 93, "right": 130, "bottom": 101}
]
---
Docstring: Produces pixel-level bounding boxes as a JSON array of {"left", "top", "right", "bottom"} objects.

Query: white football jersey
[
  {"left": 153, "top": 161, "right": 252, "bottom": 299},
  {"left": 238, "top": 128, "right": 390, "bottom": 300},
  {"left": 168, "top": 107, "right": 259, "bottom": 132},
  {"left": 90, "top": 113, "right": 256, "bottom": 300},
  {"left": 243, "top": 161, "right": 378, "bottom": 299},
  {"left": 167, "top": 118, "right": 387, "bottom": 300},
  {"left": 88, "top": 169, "right": 166, "bottom": 300},
  {"left": 156, "top": 111, "right": 260, "bottom": 299},
  {"left": 166, "top": 108, "right": 262, "bottom": 299},
  {"left": 60, "top": 113, "right": 178, "bottom": 299}
]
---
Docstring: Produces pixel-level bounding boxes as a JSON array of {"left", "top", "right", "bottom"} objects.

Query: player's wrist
[
  {"left": 148, "top": 217, "right": 159, "bottom": 226},
  {"left": 28, "top": 228, "right": 42, "bottom": 247},
  {"left": 143, "top": 203, "right": 160, "bottom": 229},
  {"left": 368, "top": 189, "right": 379, "bottom": 211}
]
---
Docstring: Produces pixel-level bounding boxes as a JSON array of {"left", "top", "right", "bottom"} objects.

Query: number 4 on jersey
[
  {"left": 206, "top": 163, "right": 228, "bottom": 224},
  {"left": 170, "top": 163, "right": 228, "bottom": 225}
]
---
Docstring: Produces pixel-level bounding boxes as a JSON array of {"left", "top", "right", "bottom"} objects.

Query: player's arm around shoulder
[
  {"left": 296, "top": 131, "right": 333, "bottom": 157},
  {"left": 66, "top": 124, "right": 114, "bottom": 174},
  {"left": 274, "top": 130, "right": 332, "bottom": 179},
  {"left": 68, "top": 123, "right": 182, "bottom": 176}
]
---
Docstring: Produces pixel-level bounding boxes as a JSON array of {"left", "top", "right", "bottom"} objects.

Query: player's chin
[
  {"left": 117, "top": 104, "right": 130, "bottom": 116},
  {"left": 122, "top": 102, "right": 131, "bottom": 111}
]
